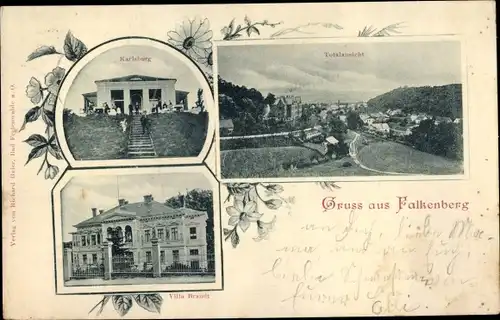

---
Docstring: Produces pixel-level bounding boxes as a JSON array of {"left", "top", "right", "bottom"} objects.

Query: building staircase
[{"left": 127, "top": 115, "right": 157, "bottom": 158}]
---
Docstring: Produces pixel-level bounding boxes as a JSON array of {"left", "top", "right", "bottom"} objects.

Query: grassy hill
[
  {"left": 63, "top": 112, "right": 208, "bottom": 160},
  {"left": 356, "top": 141, "right": 463, "bottom": 175},
  {"left": 148, "top": 112, "right": 208, "bottom": 157},
  {"left": 64, "top": 113, "right": 129, "bottom": 160},
  {"left": 367, "top": 84, "right": 462, "bottom": 118}
]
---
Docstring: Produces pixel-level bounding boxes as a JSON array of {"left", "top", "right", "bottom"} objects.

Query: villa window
[
  {"left": 166, "top": 229, "right": 170, "bottom": 240},
  {"left": 149, "top": 89, "right": 162, "bottom": 104},
  {"left": 190, "top": 249, "right": 199, "bottom": 256},
  {"left": 91, "top": 235, "right": 97, "bottom": 246},
  {"left": 82, "top": 254, "right": 87, "bottom": 265},
  {"left": 116, "top": 227, "right": 123, "bottom": 242},
  {"left": 82, "top": 236, "right": 87, "bottom": 247},
  {"left": 172, "top": 250, "right": 179, "bottom": 263},
  {"left": 106, "top": 227, "right": 113, "bottom": 241},
  {"left": 146, "top": 251, "right": 152, "bottom": 263},
  {"left": 157, "top": 228, "right": 164, "bottom": 241},
  {"left": 97, "top": 232, "right": 101, "bottom": 245},
  {"left": 171, "top": 227, "right": 179, "bottom": 240},
  {"left": 144, "top": 230, "right": 151, "bottom": 243},
  {"left": 160, "top": 250, "right": 165, "bottom": 263},
  {"left": 110, "top": 90, "right": 124, "bottom": 113},
  {"left": 92, "top": 254, "right": 97, "bottom": 264},
  {"left": 190, "top": 227, "right": 197, "bottom": 240},
  {"left": 125, "top": 226, "right": 133, "bottom": 243}
]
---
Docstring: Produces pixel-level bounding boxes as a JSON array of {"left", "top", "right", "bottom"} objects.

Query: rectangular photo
[
  {"left": 53, "top": 167, "right": 222, "bottom": 294},
  {"left": 215, "top": 37, "right": 466, "bottom": 181}
]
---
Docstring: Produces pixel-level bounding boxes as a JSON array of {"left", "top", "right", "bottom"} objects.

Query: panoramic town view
[{"left": 217, "top": 40, "right": 464, "bottom": 179}]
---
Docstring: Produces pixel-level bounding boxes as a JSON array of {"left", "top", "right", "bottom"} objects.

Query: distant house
[
  {"left": 360, "top": 113, "right": 371, "bottom": 123},
  {"left": 219, "top": 119, "right": 234, "bottom": 135},
  {"left": 387, "top": 109, "right": 403, "bottom": 116},
  {"left": 365, "top": 118, "right": 376, "bottom": 125},
  {"left": 434, "top": 116, "right": 453, "bottom": 125},
  {"left": 269, "top": 95, "right": 302, "bottom": 120},
  {"left": 370, "top": 123, "right": 391, "bottom": 134},
  {"left": 453, "top": 118, "right": 462, "bottom": 124},
  {"left": 325, "top": 136, "right": 339, "bottom": 145},
  {"left": 339, "top": 115, "right": 347, "bottom": 124},
  {"left": 319, "top": 109, "right": 329, "bottom": 120}
]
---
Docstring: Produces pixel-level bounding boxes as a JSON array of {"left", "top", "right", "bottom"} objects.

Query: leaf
[
  {"left": 63, "top": 31, "right": 88, "bottom": 61},
  {"left": 223, "top": 228, "right": 232, "bottom": 236},
  {"left": 23, "top": 134, "right": 48, "bottom": 148},
  {"left": 230, "top": 228, "right": 240, "bottom": 248},
  {"left": 42, "top": 109, "right": 55, "bottom": 127},
  {"left": 19, "top": 106, "right": 42, "bottom": 131},
  {"left": 266, "top": 184, "right": 284, "bottom": 194},
  {"left": 265, "top": 199, "right": 283, "bottom": 210},
  {"left": 112, "top": 295, "right": 133, "bottom": 317},
  {"left": 25, "top": 145, "right": 47, "bottom": 165},
  {"left": 48, "top": 145, "right": 62, "bottom": 160},
  {"left": 27, "top": 45, "right": 59, "bottom": 62},
  {"left": 134, "top": 294, "right": 163, "bottom": 313},
  {"left": 228, "top": 18, "right": 235, "bottom": 33}
]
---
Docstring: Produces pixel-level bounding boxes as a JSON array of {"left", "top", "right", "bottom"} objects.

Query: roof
[
  {"left": 95, "top": 74, "right": 177, "bottom": 83},
  {"left": 325, "top": 136, "right": 339, "bottom": 144},
  {"left": 82, "top": 91, "right": 97, "bottom": 97},
  {"left": 220, "top": 119, "right": 234, "bottom": 129},
  {"left": 74, "top": 200, "right": 206, "bottom": 228}
]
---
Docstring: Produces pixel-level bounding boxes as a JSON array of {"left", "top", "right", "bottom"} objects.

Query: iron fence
[{"left": 71, "top": 264, "right": 105, "bottom": 279}]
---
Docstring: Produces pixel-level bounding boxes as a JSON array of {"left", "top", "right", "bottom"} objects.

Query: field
[
  {"left": 148, "top": 113, "right": 208, "bottom": 157},
  {"left": 64, "top": 113, "right": 129, "bottom": 160},
  {"left": 356, "top": 141, "right": 463, "bottom": 175},
  {"left": 220, "top": 146, "right": 375, "bottom": 178}
]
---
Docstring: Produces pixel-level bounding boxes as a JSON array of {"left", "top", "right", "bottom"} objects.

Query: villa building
[
  {"left": 82, "top": 74, "right": 189, "bottom": 114},
  {"left": 269, "top": 95, "right": 303, "bottom": 120},
  {"left": 70, "top": 194, "right": 209, "bottom": 272}
]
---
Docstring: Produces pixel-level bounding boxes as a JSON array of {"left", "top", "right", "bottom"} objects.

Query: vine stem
[
  {"left": 254, "top": 185, "right": 267, "bottom": 203},
  {"left": 224, "top": 225, "right": 238, "bottom": 242}
]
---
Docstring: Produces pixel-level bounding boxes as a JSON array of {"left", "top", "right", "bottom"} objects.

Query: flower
[
  {"left": 45, "top": 66, "right": 66, "bottom": 96},
  {"left": 26, "top": 77, "right": 42, "bottom": 104},
  {"left": 168, "top": 18, "right": 213, "bottom": 59},
  {"left": 198, "top": 49, "right": 213, "bottom": 67},
  {"left": 226, "top": 200, "right": 263, "bottom": 232},
  {"left": 254, "top": 216, "right": 277, "bottom": 242},
  {"left": 44, "top": 164, "right": 59, "bottom": 180}
]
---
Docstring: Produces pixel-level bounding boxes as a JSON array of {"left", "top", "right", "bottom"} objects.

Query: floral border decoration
[
  {"left": 20, "top": 16, "right": 403, "bottom": 317},
  {"left": 23, "top": 31, "right": 87, "bottom": 179}
]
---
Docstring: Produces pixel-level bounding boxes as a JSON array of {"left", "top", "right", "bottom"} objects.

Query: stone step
[
  {"left": 128, "top": 145, "right": 154, "bottom": 149},
  {"left": 128, "top": 151, "right": 157, "bottom": 156}
]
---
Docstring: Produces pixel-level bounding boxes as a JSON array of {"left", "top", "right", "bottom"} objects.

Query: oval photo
[{"left": 56, "top": 38, "right": 213, "bottom": 167}]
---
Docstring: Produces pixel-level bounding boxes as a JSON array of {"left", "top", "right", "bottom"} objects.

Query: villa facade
[
  {"left": 70, "top": 194, "right": 209, "bottom": 272},
  {"left": 82, "top": 74, "right": 189, "bottom": 114}
]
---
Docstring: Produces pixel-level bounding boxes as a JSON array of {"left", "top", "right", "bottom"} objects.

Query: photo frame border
[{"left": 213, "top": 35, "right": 470, "bottom": 183}]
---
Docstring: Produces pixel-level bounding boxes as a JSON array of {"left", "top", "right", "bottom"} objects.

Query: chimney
[
  {"left": 118, "top": 198, "right": 126, "bottom": 206},
  {"left": 144, "top": 194, "right": 153, "bottom": 203},
  {"left": 91, "top": 208, "right": 97, "bottom": 217},
  {"left": 99, "top": 209, "right": 104, "bottom": 215}
]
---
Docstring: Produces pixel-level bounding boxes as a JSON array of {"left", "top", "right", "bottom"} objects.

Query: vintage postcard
[{"left": 1, "top": 2, "right": 498, "bottom": 319}]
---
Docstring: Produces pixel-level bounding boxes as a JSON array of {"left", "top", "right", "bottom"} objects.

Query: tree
[
  {"left": 264, "top": 93, "right": 276, "bottom": 106},
  {"left": 195, "top": 88, "right": 205, "bottom": 112},
  {"left": 106, "top": 227, "right": 131, "bottom": 256},
  {"left": 346, "top": 111, "right": 364, "bottom": 130}
]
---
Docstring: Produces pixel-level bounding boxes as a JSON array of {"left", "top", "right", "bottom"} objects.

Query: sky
[
  {"left": 61, "top": 173, "right": 212, "bottom": 241},
  {"left": 217, "top": 40, "right": 462, "bottom": 103},
  {"left": 64, "top": 45, "right": 203, "bottom": 111}
]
